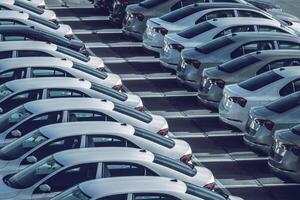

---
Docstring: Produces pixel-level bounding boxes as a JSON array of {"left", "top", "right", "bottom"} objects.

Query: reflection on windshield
[
  {"left": 0, "top": 85, "right": 12, "bottom": 100},
  {"left": 0, "top": 130, "right": 47, "bottom": 160},
  {"left": 52, "top": 186, "right": 90, "bottom": 200},
  {"left": 6, "top": 156, "right": 62, "bottom": 189}
]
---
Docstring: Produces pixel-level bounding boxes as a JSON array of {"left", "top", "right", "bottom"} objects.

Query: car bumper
[
  {"left": 177, "top": 74, "right": 199, "bottom": 90},
  {"left": 122, "top": 28, "right": 143, "bottom": 41},
  {"left": 243, "top": 135, "right": 271, "bottom": 154},
  {"left": 268, "top": 159, "right": 300, "bottom": 182},
  {"left": 160, "top": 59, "right": 178, "bottom": 70},
  {"left": 142, "top": 37, "right": 162, "bottom": 53},
  {"left": 197, "top": 95, "right": 219, "bottom": 109},
  {"left": 218, "top": 103, "right": 245, "bottom": 131}
]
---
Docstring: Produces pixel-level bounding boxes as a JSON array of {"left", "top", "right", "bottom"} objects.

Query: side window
[
  {"left": 133, "top": 193, "right": 179, "bottom": 200},
  {"left": 17, "top": 50, "right": 53, "bottom": 57},
  {"left": 170, "top": 1, "right": 182, "bottom": 11},
  {"left": 86, "top": 135, "right": 139, "bottom": 148},
  {"left": 48, "top": 89, "right": 88, "bottom": 98},
  {"left": 0, "top": 51, "right": 13, "bottom": 59},
  {"left": 182, "top": 0, "right": 196, "bottom": 6},
  {"left": 0, "top": 89, "right": 43, "bottom": 113},
  {"left": 279, "top": 79, "right": 300, "bottom": 96},
  {"left": 102, "top": 162, "right": 158, "bottom": 178},
  {"left": 68, "top": 111, "right": 116, "bottom": 122},
  {"left": 214, "top": 25, "right": 255, "bottom": 39},
  {"left": 0, "top": 68, "right": 27, "bottom": 84},
  {"left": 21, "top": 136, "right": 81, "bottom": 165},
  {"left": 231, "top": 41, "right": 274, "bottom": 59},
  {"left": 196, "top": 10, "right": 235, "bottom": 24},
  {"left": 257, "top": 59, "right": 300, "bottom": 75},
  {"left": 31, "top": 68, "right": 72, "bottom": 78},
  {"left": 257, "top": 26, "right": 288, "bottom": 33},
  {"left": 237, "top": 10, "right": 269, "bottom": 18},
  {"left": 278, "top": 41, "right": 300, "bottom": 50},
  {"left": 34, "top": 163, "right": 98, "bottom": 193},
  {"left": 0, "top": 19, "right": 25, "bottom": 25},
  {"left": 97, "top": 194, "right": 128, "bottom": 200},
  {"left": 7, "top": 111, "right": 63, "bottom": 139},
  {"left": 3, "top": 35, "right": 27, "bottom": 41}
]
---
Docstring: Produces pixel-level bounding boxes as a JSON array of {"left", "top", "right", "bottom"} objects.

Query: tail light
[
  {"left": 37, "top": 4, "right": 46, "bottom": 9},
  {"left": 169, "top": 43, "right": 184, "bottom": 52},
  {"left": 112, "top": 84, "right": 123, "bottom": 91},
  {"left": 229, "top": 96, "right": 247, "bottom": 107},
  {"left": 131, "top": 12, "right": 144, "bottom": 21},
  {"left": 158, "top": 128, "right": 169, "bottom": 137},
  {"left": 154, "top": 27, "right": 168, "bottom": 35},
  {"left": 204, "top": 182, "right": 215, "bottom": 190},
  {"left": 209, "top": 79, "right": 225, "bottom": 89},
  {"left": 255, "top": 119, "right": 274, "bottom": 131},
  {"left": 65, "top": 34, "right": 73, "bottom": 40},
  {"left": 180, "top": 154, "right": 192, "bottom": 164},
  {"left": 79, "top": 47, "right": 89, "bottom": 56},
  {"left": 185, "top": 59, "right": 201, "bottom": 69}
]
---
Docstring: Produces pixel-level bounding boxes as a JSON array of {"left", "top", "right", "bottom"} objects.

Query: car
[
  {"left": 178, "top": 32, "right": 300, "bottom": 89},
  {"left": 244, "top": 92, "right": 300, "bottom": 154},
  {"left": 219, "top": 67, "right": 300, "bottom": 131},
  {"left": 93, "top": 0, "right": 113, "bottom": 11},
  {"left": 268, "top": 125, "right": 300, "bottom": 182},
  {"left": 161, "top": 17, "right": 294, "bottom": 70},
  {"left": 0, "top": 97, "right": 168, "bottom": 147},
  {"left": 0, "top": 10, "right": 72, "bottom": 38},
  {"left": 245, "top": 0, "right": 281, "bottom": 11},
  {"left": 0, "top": 57, "right": 121, "bottom": 90},
  {"left": 198, "top": 50, "right": 300, "bottom": 108},
  {"left": 0, "top": 41, "right": 105, "bottom": 71},
  {"left": 123, "top": 0, "right": 197, "bottom": 41},
  {"left": 0, "top": 77, "right": 142, "bottom": 114},
  {"left": 0, "top": 25, "right": 87, "bottom": 55},
  {"left": 0, "top": 0, "right": 56, "bottom": 22},
  {"left": 144, "top": 2, "right": 280, "bottom": 53},
  {"left": 52, "top": 176, "right": 243, "bottom": 200},
  {"left": 0, "top": 148, "right": 214, "bottom": 199},
  {"left": 19, "top": 0, "right": 46, "bottom": 9},
  {"left": 0, "top": 121, "right": 192, "bottom": 174}
]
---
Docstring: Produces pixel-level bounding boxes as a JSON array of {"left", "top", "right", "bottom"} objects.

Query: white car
[
  {"left": 0, "top": 148, "right": 214, "bottom": 199},
  {"left": 20, "top": 0, "right": 46, "bottom": 9},
  {"left": 0, "top": 77, "right": 143, "bottom": 114},
  {"left": 0, "top": 57, "right": 121, "bottom": 90},
  {"left": 0, "top": 97, "right": 168, "bottom": 147},
  {"left": 0, "top": 121, "right": 192, "bottom": 175},
  {"left": 219, "top": 67, "right": 300, "bottom": 131},
  {"left": 161, "top": 17, "right": 294, "bottom": 70},
  {"left": 52, "top": 177, "right": 243, "bottom": 200},
  {"left": 0, "top": 41, "right": 104, "bottom": 70},
  {"left": 0, "top": 10, "right": 72, "bottom": 38},
  {"left": 0, "top": 0, "right": 56, "bottom": 22}
]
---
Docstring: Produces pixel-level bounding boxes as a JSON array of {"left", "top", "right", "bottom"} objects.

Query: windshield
[
  {"left": 91, "top": 83, "right": 128, "bottom": 102},
  {"left": 0, "top": 130, "right": 47, "bottom": 161},
  {"left": 6, "top": 155, "right": 62, "bottom": 189},
  {"left": 56, "top": 46, "right": 90, "bottom": 62},
  {"left": 113, "top": 103, "right": 152, "bottom": 123},
  {"left": 186, "top": 182, "right": 225, "bottom": 200},
  {"left": 28, "top": 15, "right": 59, "bottom": 30},
  {"left": 266, "top": 92, "right": 300, "bottom": 113},
  {"left": 218, "top": 54, "right": 261, "bottom": 73},
  {"left": 73, "top": 63, "right": 108, "bottom": 79},
  {"left": 0, "top": 84, "right": 13, "bottom": 100},
  {"left": 15, "top": 1, "right": 44, "bottom": 15},
  {"left": 139, "top": 0, "right": 166, "bottom": 8},
  {"left": 178, "top": 21, "right": 216, "bottom": 39},
  {"left": 51, "top": 186, "right": 91, "bottom": 200},
  {"left": 0, "top": 106, "right": 32, "bottom": 132},
  {"left": 195, "top": 36, "right": 234, "bottom": 54}
]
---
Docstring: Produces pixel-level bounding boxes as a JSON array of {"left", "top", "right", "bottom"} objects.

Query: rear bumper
[
  {"left": 268, "top": 159, "right": 300, "bottom": 182},
  {"left": 243, "top": 135, "right": 271, "bottom": 154}
]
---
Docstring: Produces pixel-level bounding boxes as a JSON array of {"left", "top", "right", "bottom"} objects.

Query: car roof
[
  {"left": 0, "top": 57, "right": 73, "bottom": 71},
  {"left": 79, "top": 176, "right": 187, "bottom": 198},
  {"left": 39, "top": 121, "right": 135, "bottom": 139},
  {"left": 0, "top": 10, "right": 29, "bottom": 19},
  {"left": 0, "top": 41, "right": 57, "bottom": 51},
  {"left": 53, "top": 147, "right": 154, "bottom": 167},
  {"left": 209, "top": 17, "right": 280, "bottom": 27},
  {"left": 23, "top": 98, "right": 114, "bottom": 114},
  {"left": 228, "top": 32, "right": 300, "bottom": 42},
  {"left": 5, "top": 77, "right": 91, "bottom": 91},
  {"left": 272, "top": 66, "right": 300, "bottom": 77}
]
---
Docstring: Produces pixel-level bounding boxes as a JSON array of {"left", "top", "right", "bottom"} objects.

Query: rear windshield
[
  {"left": 139, "top": 0, "right": 166, "bottom": 8},
  {"left": 153, "top": 154, "right": 197, "bottom": 177},
  {"left": 266, "top": 92, "right": 300, "bottom": 113},
  {"left": 113, "top": 103, "right": 152, "bottom": 123},
  {"left": 134, "top": 127, "right": 175, "bottom": 148},
  {"left": 15, "top": 1, "right": 44, "bottom": 15},
  {"left": 161, "top": 5, "right": 204, "bottom": 23},
  {"left": 91, "top": 83, "right": 128, "bottom": 102},
  {"left": 56, "top": 46, "right": 90, "bottom": 62},
  {"left": 186, "top": 182, "right": 225, "bottom": 200},
  {"left": 195, "top": 36, "right": 234, "bottom": 54},
  {"left": 218, "top": 54, "right": 261, "bottom": 73},
  {"left": 178, "top": 21, "right": 216, "bottom": 39},
  {"left": 73, "top": 63, "right": 108, "bottom": 79},
  {"left": 238, "top": 70, "right": 283, "bottom": 91},
  {"left": 28, "top": 16, "right": 59, "bottom": 30}
]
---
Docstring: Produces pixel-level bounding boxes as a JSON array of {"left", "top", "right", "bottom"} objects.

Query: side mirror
[
  {"left": 11, "top": 130, "right": 22, "bottom": 137},
  {"left": 26, "top": 155, "right": 37, "bottom": 164},
  {"left": 39, "top": 184, "right": 51, "bottom": 193},
  {"left": 0, "top": 107, "right": 3, "bottom": 114}
]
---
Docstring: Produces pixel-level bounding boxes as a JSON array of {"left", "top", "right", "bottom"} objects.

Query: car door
[{"left": 0, "top": 68, "right": 27, "bottom": 84}]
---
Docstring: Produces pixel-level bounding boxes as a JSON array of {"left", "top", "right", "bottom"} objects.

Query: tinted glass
[
  {"left": 28, "top": 15, "right": 59, "bottom": 30},
  {"left": 91, "top": 83, "right": 128, "bottom": 101},
  {"left": 86, "top": 135, "right": 138, "bottom": 148},
  {"left": 48, "top": 89, "right": 87, "bottom": 98},
  {"left": 278, "top": 41, "right": 300, "bottom": 50},
  {"left": 237, "top": 10, "right": 268, "bottom": 18},
  {"left": 139, "top": 0, "right": 166, "bottom": 8},
  {"left": 161, "top": 5, "right": 205, "bottom": 23},
  {"left": 113, "top": 103, "right": 152, "bottom": 123},
  {"left": 15, "top": 1, "right": 44, "bottom": 14},
  {"left": 56, "top": 46, "right": 90, "bottom": 62},
  {"left": 52, "top": 186, "right": 91, "bottom": 200},
  {"left": 186, "top": 182, "right": 225, "bottom": 200},
  {"left": 73, "top": 63, "right": 108, "bottom": 79},
  {"left": 196, "top": 10, "right": 235, "bottom": 24},
  {"left": 178, "top": 21, "right": 216, "bottom": 39},
  {"left": 134, "top": 193, "right": 179, "bottom": 200},
  {"left": 266, "top": 92, "right": 300, "bottom": 113},
  {"left": 103, "top": 162, "right": 156, "bottom": 177},
  {"left": 18, "top": 50, "right": 53, "bottom": 57},
  {"left": 0, "top": 51, "right": 13, "bottom": 59},
  {"left": 31, "top": 68, "right": 70, "bottom": 77},
  {"left": 195, "top": 36, "right": 234, "bottom": 54},
  {"left": 97, "top": 194, "right": 127, "bottom": 200},
  {"left": 218, "top": 54, "right": 260, "bottom": 73}
]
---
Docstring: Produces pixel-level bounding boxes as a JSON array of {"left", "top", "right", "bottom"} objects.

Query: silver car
[
  {"left": 0, "top": 98, "right": 168, "bottom": 147},
  {"left": 52, "top": 176, "right": 243, "bottom": 200},
  {"left": 161, "top": 17, "right": 294, "bottom": 70},
  {"left": 0, "top": 77, "right": 143, "bottom": 113},
  {"left": 269, "top": 125, "right": 300, "bottom": 182},
  {"left": 0, "top": 121, "right": 191, "bottom": 175},
  {"left": 0, "top": 148, "right": 214, "bottom": 199},
  {"left": 244, "top": 92, "right": 300, "bottom": 154},
  {"left": 178, "top": 32, "right": 300, "bottom": 89},
  {"left": 0, "top": 57, "right": 121, "bottom": 90},
  {"left": 198, "top": 50, "right": 300, "bottom": 108},
  {"left": 0, "top": 41, "right": 105, "bottom": 70}
]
